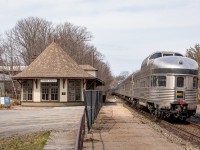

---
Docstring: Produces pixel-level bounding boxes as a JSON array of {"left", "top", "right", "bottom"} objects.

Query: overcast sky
[{"left": 0, "top": 0, "right": 200, "bottom": 76}]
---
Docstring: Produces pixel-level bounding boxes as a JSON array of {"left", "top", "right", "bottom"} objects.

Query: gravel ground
[{"left": 187, "top": 104, "right": 200, "bottom": 124}]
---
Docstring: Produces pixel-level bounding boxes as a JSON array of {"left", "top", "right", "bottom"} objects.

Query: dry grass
[
  {"left": 0, "top": 104, "right": 11, "bottom": 109},
  {"left": 0, "top": 131, "right": 50, "bottom": 150}
]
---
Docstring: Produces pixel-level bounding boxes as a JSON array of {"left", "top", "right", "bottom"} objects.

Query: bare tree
[
  {"left": 53, "top": 22, "right": 114, "bottom": 89},
  {"left": 186, "top": 44, "right": 200, "bottom": 68},
  {"left": 6, "top": 17, "right": 54, "bottom": 65},
  {"left": 1, "top": 38, "right": 22, "bottom": 67},
  {"left": 186, "top": 44, "right": 200, "bottom": 100},
  {"left": 54, "top": 22, "right": 92, "bottom": 63},
  {"left": 1, "top": 16, "right": 114, "bottom": 94},
  {"left": 0, "top": 36, "right": 22, "bottom": 97},
  {"left": 110, "top": 71, "right": 129, "bottom": 89},
  {"left": 0, "top": 36, "right": 4, "bottom": 65},
  {"left": 119, "top": 71, "right": 129, "bottom": 79}
]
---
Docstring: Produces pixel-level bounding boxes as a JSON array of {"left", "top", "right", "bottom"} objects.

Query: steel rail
[{"left": 158, "top": 120, "right": 200, "bottom": 144}]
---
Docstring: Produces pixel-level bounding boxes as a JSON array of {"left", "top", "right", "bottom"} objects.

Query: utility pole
[{"left": 92, "top": 51, "right": 94, "bottom": 67}]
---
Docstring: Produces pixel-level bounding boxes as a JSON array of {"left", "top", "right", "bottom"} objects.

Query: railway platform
[{"left": 83, "top": 97, "right": 196, "bottom": 150}]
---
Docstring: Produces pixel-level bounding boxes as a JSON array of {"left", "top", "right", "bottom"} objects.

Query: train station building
[{"left": 13, "top": 42, "right": 103, "bottom": 106}]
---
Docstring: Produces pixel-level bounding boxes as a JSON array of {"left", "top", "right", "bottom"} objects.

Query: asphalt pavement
[{"left": 0, "top": 106, "right": 84, "bottom": 137}]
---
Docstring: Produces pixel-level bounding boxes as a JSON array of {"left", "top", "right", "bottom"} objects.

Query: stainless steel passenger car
[{"left": 114, "top": 51, "right": 198, "bottom": 120}]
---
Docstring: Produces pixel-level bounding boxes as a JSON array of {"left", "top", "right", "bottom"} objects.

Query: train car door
[{"left": 175, "top": 76, "right": 185, "bottom": 103}]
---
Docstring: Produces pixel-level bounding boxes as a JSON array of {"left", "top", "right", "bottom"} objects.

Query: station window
[
  {"left": 193, "top": 77, "right": 198, "bottom": 89},
  {"left": 41, "top": 81, "right": 59, "bottom": 101},
  {"left": 23, "top": 80, "right": 33, "bottom": 101},
  {"left": 177, "top": 77, "right": 184, "bottom": 87}
]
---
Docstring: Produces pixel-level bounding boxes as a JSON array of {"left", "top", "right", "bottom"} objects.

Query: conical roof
[{"left": 13, "top": 42, "right": 94, "bottom": 79}]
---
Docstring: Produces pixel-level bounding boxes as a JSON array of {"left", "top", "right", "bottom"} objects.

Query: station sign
[{"left": 40, "top": 79, "right": 57, "bottom": 83}]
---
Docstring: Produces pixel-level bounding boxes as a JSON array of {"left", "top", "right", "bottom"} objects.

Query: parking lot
[{"left": 0, "top": 107, "right": 84, "bottom": 137}]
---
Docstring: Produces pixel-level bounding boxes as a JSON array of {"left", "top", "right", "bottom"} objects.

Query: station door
[{"left": 68, "top": 80, "right": 81, "bottom": 101}]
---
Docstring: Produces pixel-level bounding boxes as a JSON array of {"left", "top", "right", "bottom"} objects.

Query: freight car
[{"left": 114, "top": 51, "right": 198, "bottom": 120}]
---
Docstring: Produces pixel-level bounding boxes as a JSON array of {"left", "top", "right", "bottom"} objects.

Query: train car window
[
  {"left": 177, "top": 77, "right": 184, "bottom": 87},
  {"left": 158, "top": 76, "right": 166, "bottom": 87},
  {"left": 175, "top": 53, "right": 183, "bottom": 56},
  {"left": 163, "top": 54, "right": 173, "bottom": 56},
  {"left": 149, "top": 52, "right": 162, "bottom": 60},
  {"left": 140, "top": 81, "right": 145, "bottom": 87},
  {"left": 193, "top": 77, "right": 198, "bottom": 89},
  {"left": 151, "top": 76, "right": 166, "bottom": 87},
  {"left": 151, "top": 76, "right": 157, "bottom": 87},
  {"left": 141, "top": 57, "right": 148, "bottom": 68},
  {"left": 147, "top": 77, "right": 150, "bottom": 87}
]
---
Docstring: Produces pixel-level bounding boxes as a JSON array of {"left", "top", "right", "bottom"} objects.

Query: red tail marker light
[{"left": 180, "top": 100, "right": 184, "bottom": 105}]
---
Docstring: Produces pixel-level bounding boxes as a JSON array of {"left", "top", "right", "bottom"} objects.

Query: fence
[
  {"left": 84, "top": 90, "right": 103, "bottom": 131},
  {"left": 75, "top": 90, "right": 103, "bottom": 150}
]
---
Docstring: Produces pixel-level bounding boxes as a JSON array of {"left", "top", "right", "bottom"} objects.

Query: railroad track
[
  {"left": 120, "top": 98, "right": 200, "bottom": 147},
  {"left": 158, "top": 120, "right": 200, "bottom": 144}
]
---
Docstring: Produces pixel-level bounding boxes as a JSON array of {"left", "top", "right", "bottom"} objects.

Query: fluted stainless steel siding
[{"left": 185, "top": 89, "right": 198, "bottom": 102}]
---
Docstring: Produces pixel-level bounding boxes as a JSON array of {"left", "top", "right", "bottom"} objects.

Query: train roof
[
  {"left": 141, "top": 51, "right": 198, "bottom": 71},
  {"left": 141, "top": 51, "right": 183, "bottom": 68},
  {"left": 152, "top": 56, "right": 198, "bottom": 70}
]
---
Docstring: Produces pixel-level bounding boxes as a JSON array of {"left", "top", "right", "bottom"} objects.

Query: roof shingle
[
  {"left": 79, "top": 65, "right": 97, "bottom": 71},
  {"left": 13, "top": 42, "right": 94, "bottom": 79}
]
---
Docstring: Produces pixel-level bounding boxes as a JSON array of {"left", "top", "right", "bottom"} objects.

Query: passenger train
[{"left": 113, "top": 51, "right": 198, "bottom": 120}]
